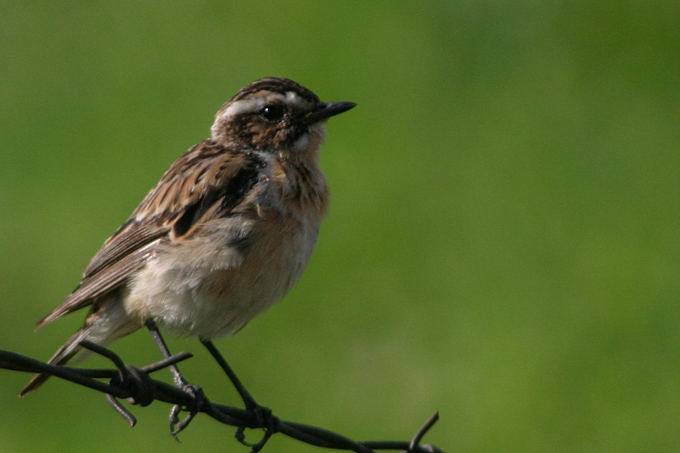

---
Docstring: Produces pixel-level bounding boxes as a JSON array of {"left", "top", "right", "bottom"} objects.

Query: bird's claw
[
  {"left": 235, "top": 403, "right": 279, "bottom": 452},
  {"left": 169, "top": 382, "right": 206, "bottom": 439}
]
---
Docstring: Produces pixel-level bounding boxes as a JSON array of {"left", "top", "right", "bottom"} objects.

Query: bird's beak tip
[{"left": 309, "top": 101, "right": 356, "bottom": 122}]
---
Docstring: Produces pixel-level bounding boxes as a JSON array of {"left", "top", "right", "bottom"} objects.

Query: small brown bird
[{"left": 20, "top": 77, "right": 355, "bottom": 397}]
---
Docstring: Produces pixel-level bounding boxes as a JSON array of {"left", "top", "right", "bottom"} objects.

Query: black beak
[{"left": 308, "top": 101, "right": 356, "bottom": 123}]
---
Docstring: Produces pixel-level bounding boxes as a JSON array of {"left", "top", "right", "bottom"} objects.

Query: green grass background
[{"left": 1, "top": 1, "right": 679, "bottom": 451}]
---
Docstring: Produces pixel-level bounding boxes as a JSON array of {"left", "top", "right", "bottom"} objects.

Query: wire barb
[
  {"left": 408, "top": 412, "right": 442, "bottom": 453},
  {"left": 1, "top": 346, "right": 445, "bottom": 452}
]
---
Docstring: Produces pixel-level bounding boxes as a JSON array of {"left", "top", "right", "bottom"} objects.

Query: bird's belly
[{"left": 124, "top": 216, "right": 319, "bottom": 339}]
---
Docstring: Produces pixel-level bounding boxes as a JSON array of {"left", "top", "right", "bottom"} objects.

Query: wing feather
[{"left": 37, "top": 141, "right": 264, "bottom": 328}]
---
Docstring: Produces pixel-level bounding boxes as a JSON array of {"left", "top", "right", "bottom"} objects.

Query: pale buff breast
[{"left": 124, "top": 185, "right": 326, "bottom": 339}]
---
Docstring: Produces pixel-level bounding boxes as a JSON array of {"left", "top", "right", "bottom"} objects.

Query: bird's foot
[
  {"left": 236, "top": 403, "right": 280, "bottom": 453},
  {"left": 169, "top": 381, "right": 206, "bottom": 439}
]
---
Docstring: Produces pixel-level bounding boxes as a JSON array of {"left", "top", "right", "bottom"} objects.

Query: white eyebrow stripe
[
  {"left": 219, "top": 91, "right": 306, "bottom": 123},
  {"left": 222, "top": 98, "right": 267, "bottom": 118},
  {"left": 284, "top": 91, "right": 301, "bottom": 105}
]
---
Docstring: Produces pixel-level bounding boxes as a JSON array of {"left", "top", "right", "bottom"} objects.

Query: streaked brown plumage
[{"left": 20, "top": 77, "right": 355, "bottom": 396}]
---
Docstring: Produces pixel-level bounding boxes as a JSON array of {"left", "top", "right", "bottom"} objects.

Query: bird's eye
[{"left": 260, "top": 104, "right": 285, "bottom": 122}]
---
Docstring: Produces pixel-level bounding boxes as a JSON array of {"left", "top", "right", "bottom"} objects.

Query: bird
[{"left": 20, "top": 77, "right": 355, "bottom": 399}]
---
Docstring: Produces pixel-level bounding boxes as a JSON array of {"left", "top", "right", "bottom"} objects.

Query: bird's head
[{"left": 211, "top": 77, "right": 355, "bottom": 156}]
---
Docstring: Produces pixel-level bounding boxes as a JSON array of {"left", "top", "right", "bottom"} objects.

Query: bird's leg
[
  {"left": 201, "top": 338, "right": 278, "bottom": 451},
  {"left": 145, "top": 320, "right": 205, "bottom": 437},
  {"left": 200, "top": 338, "right": 257, "bottom": 409},
  {"left": 145, "top": 320, "right": 187, "bottom": 387}
]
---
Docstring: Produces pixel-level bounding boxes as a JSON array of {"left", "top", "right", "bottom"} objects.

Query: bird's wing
[{"left": 37, "top": 141, "right": 264, "bottom": 327}]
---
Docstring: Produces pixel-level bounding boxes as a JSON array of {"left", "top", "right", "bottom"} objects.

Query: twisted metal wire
[{"left": 1, "top": 344, "right": 444, "bottom": 453}]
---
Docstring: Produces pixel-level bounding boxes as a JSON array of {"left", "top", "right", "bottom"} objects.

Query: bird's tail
[
  {"left": 19, "top": 325, "right": 94, "bottom": 397},
  {"left": 20, "top": 294, "right": 141, "bottom": 396}
]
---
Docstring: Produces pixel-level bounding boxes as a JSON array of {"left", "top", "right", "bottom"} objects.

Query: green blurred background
[{"left": 1, "top": 1, "right": 679, "bottom": 451}]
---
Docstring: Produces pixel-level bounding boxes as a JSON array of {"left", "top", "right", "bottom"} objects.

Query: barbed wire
[{"left": 1, "top": 342, "right": 444, "bottom": 453}]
